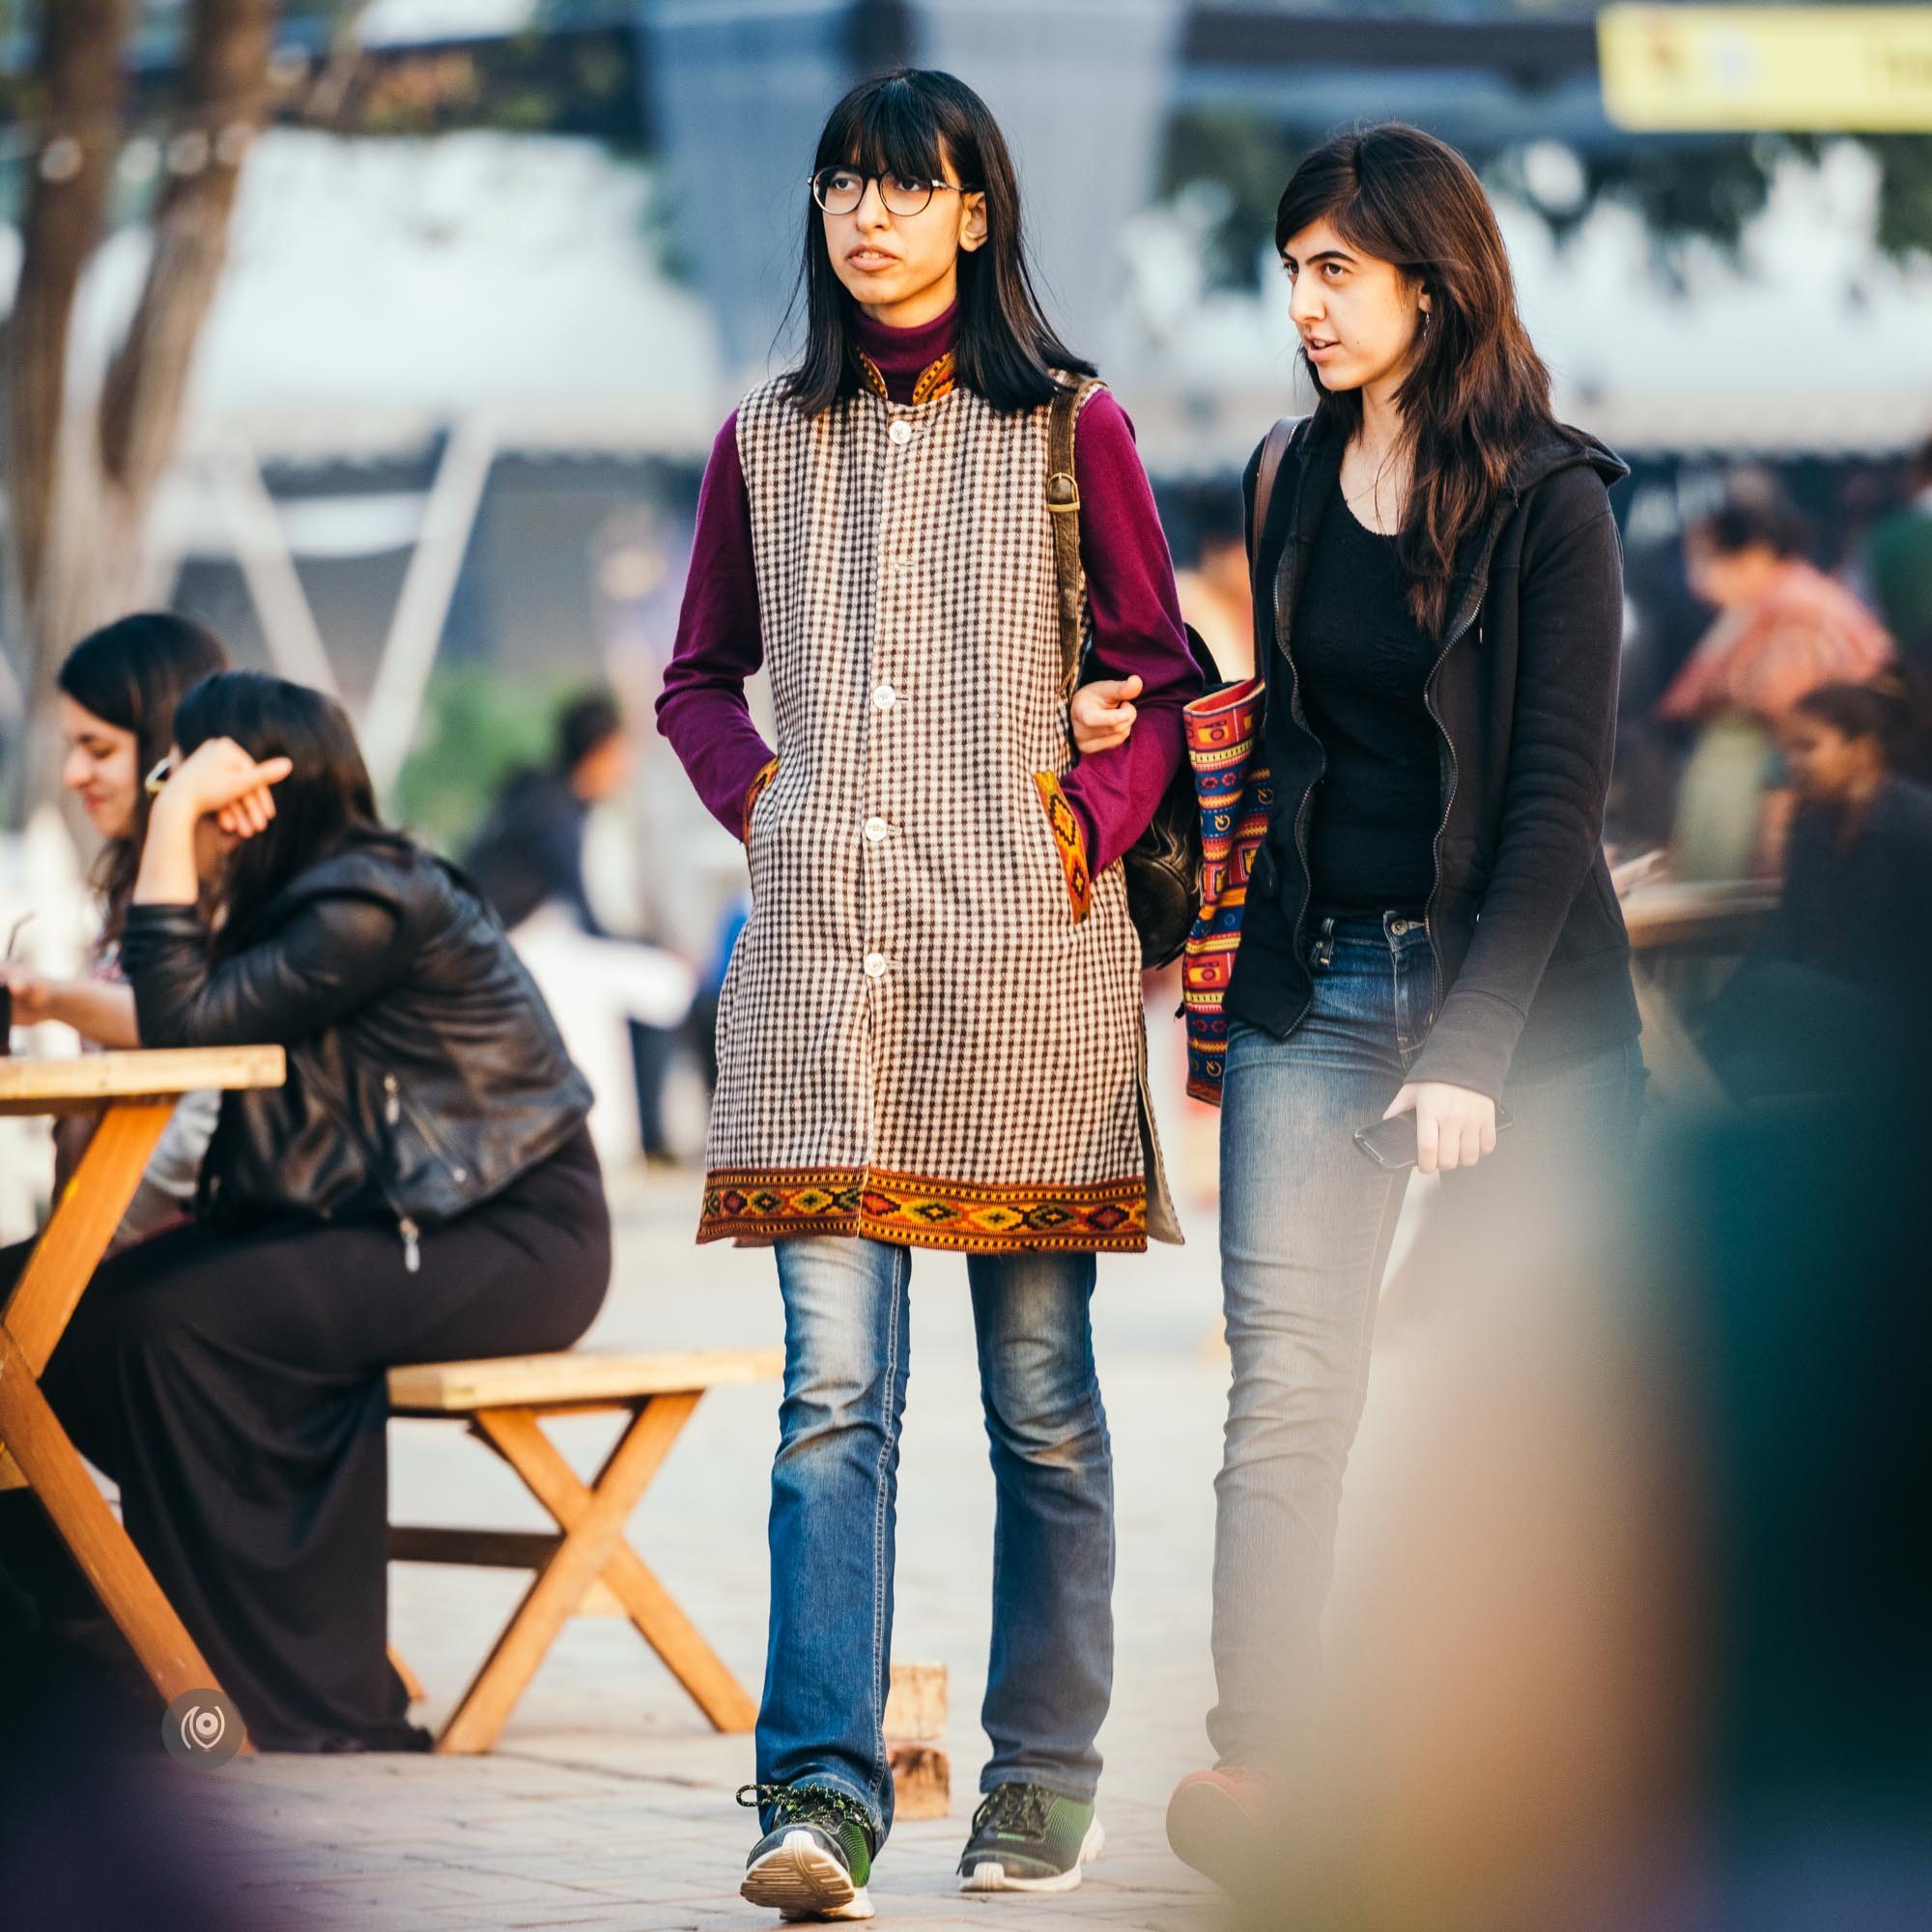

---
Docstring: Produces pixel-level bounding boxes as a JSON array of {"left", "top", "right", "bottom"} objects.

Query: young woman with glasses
[{"left": 656, "top": 66, "right": 1203, "bottom": 1920}]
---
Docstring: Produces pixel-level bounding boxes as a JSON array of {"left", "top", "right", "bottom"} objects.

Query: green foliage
[{"left": 389, "top": 665, "right": 571, "bottom": 855}]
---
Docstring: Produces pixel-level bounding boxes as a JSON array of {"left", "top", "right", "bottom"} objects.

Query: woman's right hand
[
  {"left": 158, "top": 738, "right": 293, "bottom": 838},
  {"left": 1071, "top": 675, "right": 1141, "bottom": 754}
]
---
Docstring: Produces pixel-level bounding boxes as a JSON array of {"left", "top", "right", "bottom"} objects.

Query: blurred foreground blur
[{"left": 1228, "top": 1085, "right": 1932, "bottom": 1931}]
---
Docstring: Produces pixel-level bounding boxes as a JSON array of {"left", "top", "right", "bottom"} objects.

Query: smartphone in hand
[{"left": 1352, "top": 1101, "right": 1515, "bottom": 1171}]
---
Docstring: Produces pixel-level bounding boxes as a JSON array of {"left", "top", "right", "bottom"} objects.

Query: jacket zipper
[
  {"left": 1420, "top": 494, "right": 1518, "bottom": 1012},
  {"left": 302, "top": 1063, "right": 421, "bottom": 1273},
  {"left": 383, "top": 1069, "right": 471, "bottom": 1256},
  {"left": 379, "top": 1076, "right": 422, "bottom": 1270}
]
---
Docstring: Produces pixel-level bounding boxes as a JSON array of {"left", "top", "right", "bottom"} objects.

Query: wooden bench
[{"left": 386, "top": 1346, "right": 781, "bottom": 1754}]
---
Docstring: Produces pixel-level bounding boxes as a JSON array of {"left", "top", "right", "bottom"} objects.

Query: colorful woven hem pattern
[
  {"left": 742, "top": 755, "right": 780, "bottom": 846},
  {"left": 1032, "top": 770, "right": 1094, "bottom": 921},
  {"left": 697, "top": 1166, "right": 1149, "bottom": 1253},
  {"left": 1181, "top": 677, "right": 1272, "bottom": 1104}
]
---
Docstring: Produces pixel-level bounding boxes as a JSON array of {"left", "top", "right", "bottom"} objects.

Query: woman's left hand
[
  {"left": 159, "top": 738, "right": 293, "bottom": 839},
  {"left": 1383, "top": 1080, "right": 1497, "bottom": 1174}
]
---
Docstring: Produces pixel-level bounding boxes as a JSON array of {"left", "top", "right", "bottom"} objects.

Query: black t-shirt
[{"left": 1294, "top": 492, "right": 1440, "bottom": 913}]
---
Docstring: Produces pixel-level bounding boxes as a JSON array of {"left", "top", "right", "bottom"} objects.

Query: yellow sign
[{"left": 1599, "top": 5, "right": 1932, "bottom": 131}]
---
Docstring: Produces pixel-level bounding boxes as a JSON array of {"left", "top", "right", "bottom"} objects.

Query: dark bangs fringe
[{"left": 780, "top": 69, "right": 1094, "bottom": 415}]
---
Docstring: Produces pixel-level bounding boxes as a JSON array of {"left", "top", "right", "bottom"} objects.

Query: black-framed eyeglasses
[{"left": 809, "top": 167, "right": 975, "bottom": 218}]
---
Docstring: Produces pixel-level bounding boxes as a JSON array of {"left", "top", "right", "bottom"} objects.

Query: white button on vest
[
  {"left": 888, "top": 418, "right": 914, "bottom": 446},
  {"left": 864, "top": 952, "right": 888, "bottom": 979},
  {"left": 872, "top": 682, "right": 896, "bottom": 710},
  {"left": 864, "top": 816, "right": 889, "bottom": 843}
]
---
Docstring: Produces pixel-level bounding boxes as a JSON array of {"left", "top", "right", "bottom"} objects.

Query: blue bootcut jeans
[
  {"left": 1209, "top": 912, "right": 1646, "bottom": 1767},
  {"left": 756, "top": 1236, "right": 1114, "bottom": 1844}
]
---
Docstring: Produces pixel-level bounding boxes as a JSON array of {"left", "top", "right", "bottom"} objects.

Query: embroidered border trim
[
  {"left": 742, "top": 755, "right": 780, "bottom": 847},
  {"left": 698, "top": 1166, "right": 1148, "bottom": 1253},
  {"left": 1180, "top": 678, "right": 1271, "bottom": 1104},
  {"left": 1032, "top": 770, "right": 1093, "bottom": 922},
  {"left": 858, "top": 351, "right": 956, "bottom": 406}
]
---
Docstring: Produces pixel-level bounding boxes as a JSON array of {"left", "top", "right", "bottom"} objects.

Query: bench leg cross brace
[{"left": 422, "top": 1393, "right": 757, "bottom": 1754}]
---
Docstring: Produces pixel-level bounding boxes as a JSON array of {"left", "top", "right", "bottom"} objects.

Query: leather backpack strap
[
  {"left": 1045, "top": 379, "right": 1089, "bottom": 699},
  {"left": 1249, "top": 414, "right": 1297, "bottom": 568}
]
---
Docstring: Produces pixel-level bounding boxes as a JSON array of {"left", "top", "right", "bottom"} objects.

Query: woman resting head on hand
[{"left": 0, "top": 669, "right": 611, "bottom": 1754}]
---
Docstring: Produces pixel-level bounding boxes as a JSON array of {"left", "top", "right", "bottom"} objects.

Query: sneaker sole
[
  {"left": 742, "top": 1830, "right": 874, "bottom": 1921},
  {"left": 958, "top": 1817, "right": 1105, "bottom": 1893},
  {"left": 1165, "top": 1780, "right": 1258, "bottom": 1893}
]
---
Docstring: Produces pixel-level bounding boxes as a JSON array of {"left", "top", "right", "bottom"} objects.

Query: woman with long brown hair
[{"left": 1125, "top": 124, "right": 1646, "bottom": 1885}]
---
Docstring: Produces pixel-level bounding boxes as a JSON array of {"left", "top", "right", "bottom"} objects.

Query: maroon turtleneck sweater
[{"left": 656, "top": 303, "right": 1198, "bottom": 874}]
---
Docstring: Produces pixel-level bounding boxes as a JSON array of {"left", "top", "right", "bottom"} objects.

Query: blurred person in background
[
  {"left": 1662, "top": 477, "right": 1893, "bottom": 879},
  {"left": 1701, "top": 676, "right": 1932, "bottom": 1102},
  {"left": 1864, "top": 434, "right": 1932, "bottom": 672},
  {"left": 463, "top": 688, "right": 694, "bottom": 1166},
  {"left": 1136, "top": 124, "right": 1646, "bottom": 1890},
  {"left": 1, "top": 616, "right": 227, "bottom": 1248},
  {"left": 657, "top": 66, "right": 1201, "bottom": 1917},
  {"left": 1664, "top": 479, "right": 1894, "bottom": 729},
  {"left": 0, "top": 671, "right": 609, "bottom": 1752},
  {"left": 1172, "top": 487, "right": 1255, "bottom": 683},
  {"left": 464, "top": 689, "right": 633, "bottom": 937}
]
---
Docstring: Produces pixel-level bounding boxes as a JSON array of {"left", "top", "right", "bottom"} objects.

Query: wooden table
[
  {"left": 0, "top": 1046, "right": 285, "bottom": 1733},
  {"left": 1621, "top": 882, "right": 1777, "bottom": 1104}
]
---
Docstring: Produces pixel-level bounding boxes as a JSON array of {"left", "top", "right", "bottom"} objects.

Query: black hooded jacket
[{"left": 1229, "top": 412, "right": 1641, "bottom": 1097}]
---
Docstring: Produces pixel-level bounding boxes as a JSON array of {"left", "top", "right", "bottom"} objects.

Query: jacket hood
[{"left": 1506, "top": 424, "right": 1629, "bottom": 498}]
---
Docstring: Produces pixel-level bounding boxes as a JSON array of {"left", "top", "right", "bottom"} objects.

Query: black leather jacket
[{"left": 120, "top": 839, "right": 592, "bottom": 1267}]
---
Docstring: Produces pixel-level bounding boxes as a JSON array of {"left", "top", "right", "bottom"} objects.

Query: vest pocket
[{"left": 1032, "top": 770, "right": 1093, "bottom": 922}]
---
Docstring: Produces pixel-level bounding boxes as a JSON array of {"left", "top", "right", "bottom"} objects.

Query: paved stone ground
[{"left": 159, "top": 1157, "right": 1431, "bottom": 1932}]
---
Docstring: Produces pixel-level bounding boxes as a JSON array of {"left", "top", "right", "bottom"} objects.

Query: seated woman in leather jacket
[{"left": 0, "top": 670, "right": 611, "bottom": 1751}]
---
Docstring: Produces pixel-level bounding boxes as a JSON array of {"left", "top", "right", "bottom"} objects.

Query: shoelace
[
  {"left": 972, "top": 1782, "right": 1054, "bottom": 1839},
  {"left": 737, "top": 1781, "right": 874, "bottom": 1845}
]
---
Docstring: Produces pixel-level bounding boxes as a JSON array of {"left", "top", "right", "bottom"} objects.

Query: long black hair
[
  {"left": 781, "top": 68, "right": 1093, "bottom": 415},
  {"left": 57, "top": 612, "right": 229, "bottom": 946},
  {"left": 1276, "top": 124, "right": 1570, "bottom": 637},
  {"left": 1795, "top": 672, "right": 1932, "bottom": 785},
  {"left": 171, "top": 670, "right": 411, "bottom": 955}
]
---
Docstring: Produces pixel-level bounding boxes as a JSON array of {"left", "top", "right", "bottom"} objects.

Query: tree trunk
[{"left": 2, "top": 0, "right": 275, "bottom": 819}]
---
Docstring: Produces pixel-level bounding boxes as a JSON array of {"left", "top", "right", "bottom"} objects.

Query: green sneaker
[
  {"left": 957, "top": 1781, "right": 1104, "bottom": 1892},
  {"left": 737, "top": 1783, "right": 877, "bottom": 1921}
]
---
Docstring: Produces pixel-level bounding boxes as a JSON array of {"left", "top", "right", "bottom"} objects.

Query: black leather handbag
[{"left": 1045, "top": 380, "right": 1214, "bottom": 968}]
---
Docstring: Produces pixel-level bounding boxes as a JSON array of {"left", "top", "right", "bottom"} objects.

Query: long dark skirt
[{"left": 0, "top": 1126, "right": 610, "bottom": 1750}]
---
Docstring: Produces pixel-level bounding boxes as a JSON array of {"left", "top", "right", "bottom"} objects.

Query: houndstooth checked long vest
[{"left": 697, "top": 373, "right": 1179, "bottom": 1254}]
